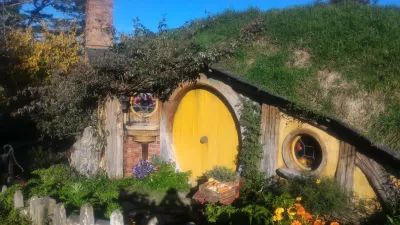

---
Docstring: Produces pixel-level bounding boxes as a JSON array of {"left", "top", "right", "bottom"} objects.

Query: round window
[
  {"left": 130, "top": 93, "right": 158, "bottom": 117},
  {"left": 282, "top": 129, "right": 327, "bottom": 173},
  {"left": 292, "top": 135, "right": 323, "bottom": 170}
]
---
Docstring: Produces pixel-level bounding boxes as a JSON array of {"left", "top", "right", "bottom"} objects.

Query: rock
[
  {"left": 110, "top": 210, "right": 124, "bottom": 225},
  {"left": 276, "top": 168, "right": 304, "bottom": 180},
  {"left": 70, "top": 126, "right": 101, "bottom": 177},
  {"left": 1, "top": 185, "right": 7, "bottom": 193},
  {"left": 53, "top": 203, "right": 67, "bottom": 225},
  {"left": 67, "top": 214, "right": 80, "bottom": 225},
  {"left": 29, "top": 197, "right": 56, "bottom": 225},
  {"left": 13, "top": 190, "right": 24, "bottom": 208},
  {"left": 80, "top": 203, "right": 95, "bottom": 225}
]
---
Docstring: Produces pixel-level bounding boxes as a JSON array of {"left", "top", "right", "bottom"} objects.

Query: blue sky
[{"left": 113, "top": 0, "right": 400, "bottom": 34}]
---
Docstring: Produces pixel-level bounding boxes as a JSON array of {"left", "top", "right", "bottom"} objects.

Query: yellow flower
[
  {"left": 316, "top": 179, "right": 321, "bottom": 184},
  {"left": 273, "top": 214, "right": 283, "bottom": 221},
  {"left": 275, "top": 207, "right": 285, "bottom": 215},
  {"left": 287, "top": 207, "right": 297, "bottom": 216},
  {"left": 296, "top": 197, "right": 302, "bottom": 202}
]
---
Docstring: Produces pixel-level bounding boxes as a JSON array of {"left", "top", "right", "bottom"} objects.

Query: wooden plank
[
  {"left": 355, "top": 151, "right": 397, "bottom": 211},
  {"left": 259, "top": 104, "right": 280, "bottom": 178},
  {"left": 335, "top": 141, "right": 355, "bottom": 194},
  {"left": 104, "top": 97, "right": 124, "bottom": 180}
]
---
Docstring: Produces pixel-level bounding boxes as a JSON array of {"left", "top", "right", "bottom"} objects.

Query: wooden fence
[{"left": 3, "top": 185, "right": 124, "bottom": 225}]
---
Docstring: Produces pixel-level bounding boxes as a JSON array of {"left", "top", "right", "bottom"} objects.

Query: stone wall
[{"left": 123, "top": 136, "right": 161, "bottom": 177}]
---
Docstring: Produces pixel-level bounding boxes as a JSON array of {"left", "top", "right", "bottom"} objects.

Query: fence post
[
  {"left": 79, "top": 203, "right": 95, "bottom": 225},
  {"left": 1, "top": 185, "right": 7, "bottom": 193},
  {"left": 53, "top": 203, "right": 67, "bottom": 225},
  {"left": 110, "top": 210, "right": 124, "bottom": 225},
  {"left": 29, "top": 197, "right": 56, "bottom": 225},
  {"left": 13, "top": 190, "right": 24, "bottom": 208}
]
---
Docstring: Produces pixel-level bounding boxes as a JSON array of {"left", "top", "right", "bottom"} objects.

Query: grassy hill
[{"left": 189, "top": 3, "right": 400, "bottom": 151}]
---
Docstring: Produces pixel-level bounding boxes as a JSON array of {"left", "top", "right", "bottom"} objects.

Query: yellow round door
[{"left": 173, "top": 88, "right": 239, "bottom": 180}]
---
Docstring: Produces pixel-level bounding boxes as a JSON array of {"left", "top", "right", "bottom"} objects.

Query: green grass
[{"left": 188, "top": 3, "right": 400, "bottom": 151}]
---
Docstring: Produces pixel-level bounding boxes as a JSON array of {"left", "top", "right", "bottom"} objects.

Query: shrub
[
  {"left": 27, "top": 164, "right": 82, "bottom": 197},
  {"left": 133, "top": 161, "right": 191, "bottom": 192},
  {"left": 23, "top": 163, "right": 189, "bottom": 218},
  {"left": 26, "top": 165, "right": 137, "bottom": 218},
  {"left": 205, "top": 204, "right": 272, "bottom": 225},
  {"left": 280, "top": 175, "right": 349, "bottom": 216},
  {"left": 204, "top": 166, "right": 239, "bottom": 182}
]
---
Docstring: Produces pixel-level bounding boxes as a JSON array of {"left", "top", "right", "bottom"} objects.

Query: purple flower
[{"left": 132, "top": 160, "right": 156, "bottom": 179}]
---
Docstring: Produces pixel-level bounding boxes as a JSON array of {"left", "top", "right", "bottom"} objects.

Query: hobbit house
[{"left": 85, "top": 0, "right": 400, "bottom": 211}]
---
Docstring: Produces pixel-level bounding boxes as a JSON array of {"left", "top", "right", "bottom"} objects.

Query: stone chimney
[{"left": 85, "top": 0, "right": 113, "bottom": 52}]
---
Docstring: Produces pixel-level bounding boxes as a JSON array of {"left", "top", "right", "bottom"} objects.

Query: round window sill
[{"left": 282, "top": 128, "right": 328, "bottom": 174}]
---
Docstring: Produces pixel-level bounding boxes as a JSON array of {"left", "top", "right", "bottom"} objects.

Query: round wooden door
[{"left": 173, "top": 88, "right": 239, "bottom": 180}]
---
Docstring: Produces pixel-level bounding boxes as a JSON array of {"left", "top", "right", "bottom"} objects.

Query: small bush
[
  {"left": 205, "top": 204, "right": 272, "bottom": 225},
  {"left": 27, "top": 164, "right": 82, "bottom": 197},
  {"left": 22, "top": 163, "right": 190, "bottom": 218},
  {"left": 133, "top": 161, "right": 191, "bottom": 192},
  {"left": 204, "top": 166, "right": 238, "bottom": 182},
  {"left": 280, "top": 175, "right": 348, "bottom": 216}
]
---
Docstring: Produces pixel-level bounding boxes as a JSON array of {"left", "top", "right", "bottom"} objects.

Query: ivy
[{"left": 238, "top": 98, "right": 265, "bottom": 191}]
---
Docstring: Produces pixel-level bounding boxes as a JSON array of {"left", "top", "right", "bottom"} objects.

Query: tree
[
  {"left": 22, "top": 0, "right": 85, "bottom": 33},
  {"left": 328, "top": 0, "right": 379, "bottom": 4}
]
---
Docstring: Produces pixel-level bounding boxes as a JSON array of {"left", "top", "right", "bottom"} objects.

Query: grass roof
[{"left": 187, "top": 3, "right": 400, "bottom": 151}]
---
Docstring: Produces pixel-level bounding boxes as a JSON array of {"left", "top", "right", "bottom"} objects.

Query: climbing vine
[{"left": 238, "top": 98, "right": 265, "bottom": 191}]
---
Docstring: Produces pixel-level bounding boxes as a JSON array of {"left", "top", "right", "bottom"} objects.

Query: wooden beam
[
  {"left": 355, "top": 151, "right": 397, "bottom": 211},
  {"left": 104, "top": 97, "right": 124, "bottom": 180},
  {"left": 335, "top": 141, "right": 356, "bottom": 194},
  {"left": 260, "top": 104, "right": 280, "bottom": 178}
]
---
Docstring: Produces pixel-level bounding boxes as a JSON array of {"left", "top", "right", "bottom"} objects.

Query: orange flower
[
  {"left": 297, "top": 206, "right": 306, "bottom": 215},
  {"left": 330, "top": 222, "right": 339, "bottom": 225},
  {"left": 291, "top": 220, "right": 302, "bottom": 225},
  {"left": 313, "top": 220, "right": 323, "bottom": 225},
  {"left": 302, "top": 213, "right": 313, "bottom": 223},
  {"left": 294, "top": 203, "right": 302, "bottom": 208}
]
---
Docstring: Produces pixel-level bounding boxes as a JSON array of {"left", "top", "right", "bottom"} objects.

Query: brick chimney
[{"left": 85, "top": 0, "right": 113, "bottom": 52}]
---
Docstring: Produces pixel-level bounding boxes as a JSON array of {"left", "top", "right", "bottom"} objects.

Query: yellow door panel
[{"left": 173, "top": 88, "right": 239, "bottom": 180}]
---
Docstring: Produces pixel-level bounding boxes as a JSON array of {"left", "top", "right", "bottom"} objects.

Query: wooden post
[
  {"left": 104, "top": 97, "right": 124, "bottom": 180},
  {"left": 80, "top": 203, "right": 95, "bottom": 225},
  {"left": 259, "top": 104, "right": 280, "bottom": 178},
  {"left": 53, "top": 203, "right": 67, "bottom": 225},
  {"left": 13, "top": 190, "right": 24, "bottom": 209},
  {"left": 335, "top": 141, "right": 356, "bottom": 194},
  {"left": 110, "top": 210, "right": 124, "bottom": 225}
]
